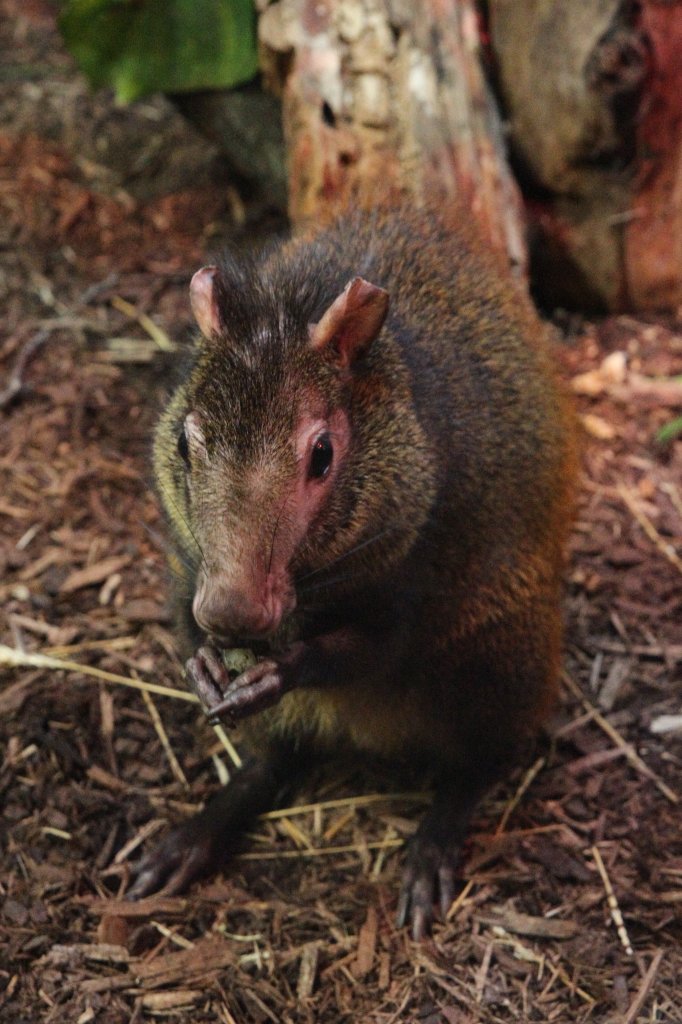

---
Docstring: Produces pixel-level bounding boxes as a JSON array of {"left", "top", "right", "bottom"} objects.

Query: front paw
[
  {"left": 205, "top": 659, "right": 285, "bottom": 724},
  {"left": 185, "top": 643, "right": 232, "bottom": 715}
]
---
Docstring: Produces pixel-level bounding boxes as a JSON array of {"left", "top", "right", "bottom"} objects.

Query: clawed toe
[
  {"left": 185, "top": 644, "right": 232, "bottom": 715},
  {"left": 125, "top": 822, "right": 218, "bottom": 900},
  {"left": 396, "top": 835, "right": 462, "bottom": 940}
]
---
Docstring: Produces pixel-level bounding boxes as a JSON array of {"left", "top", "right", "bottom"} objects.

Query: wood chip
[
  {"left": 141, "top": 990, "right": 202, "bottom": 1011},
  {"left": 352, "top": 906, "right": 377, "bottom": 978},
  {"left": 59, "top": 554, "right": 133, "bottom": 593},
  {"left": 297, "top": 942, "right": 320, "bottom": 1000},
  {"left": 622, "top": 950, "right": 664, "bottom": 1024},
  {"left": 135, "top": 938, "right": 236, "bottom": 988},
  {"left": 481, "top": 909, "right": 579, "bottom": 940},
  {"left": 97, "top": 915, "right": 130, "bottom": 947},
  {"left": 581, "top": 413, "right": 616, "bottom": 440},
  {"left": 87, "top": 764, "right": 126, "bottom": 792},
  {"left": 650, "top": 714, "right": 682, "bottom": 735},
  {"left": 88, "top": 896, "right": 187, "bottom": 918},
  {"left": 120, "top": 598, "right": 172, "bottom": 623}
]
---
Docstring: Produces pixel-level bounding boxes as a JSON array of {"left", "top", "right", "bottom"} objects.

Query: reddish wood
[
  {"left": 258, "top": 0, "right": 527, "bottom": 274},
  {"left": 489, "top": 0, "right": 682, "bottom": 312},
  {"left": 624, "top": 3, "right": 682, "bottom": 310}
]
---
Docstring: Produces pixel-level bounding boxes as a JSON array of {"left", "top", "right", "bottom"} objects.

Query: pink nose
[{"left": 192, "top": 576, "right": 288, "bottom": 639}]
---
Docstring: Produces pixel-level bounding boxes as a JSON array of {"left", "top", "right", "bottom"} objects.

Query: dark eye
[
  {"left": 177, "top": 429, "right": 190, "bottom": 466},
  {"left": 309, "top": 433, "right": 333, "bottom": 480}
]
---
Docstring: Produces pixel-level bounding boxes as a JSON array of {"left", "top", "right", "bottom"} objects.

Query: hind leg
[
  {"left": 396, "top": 769, "right": 496, "bottom": 940},
  {"left": 397, "top": 607, "right": 559, "bottom": 939}
]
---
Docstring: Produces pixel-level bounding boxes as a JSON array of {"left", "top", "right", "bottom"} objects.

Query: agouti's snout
[{"left": 192, "top": 569, "right": 295, "bottom": 640}]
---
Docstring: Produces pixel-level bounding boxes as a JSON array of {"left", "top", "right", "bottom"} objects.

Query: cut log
[
  {"left": 489, "top": 0, "right": 682, "bottom": 312},
  {"left": 258, "top": 0, "right": 527, "bottom": 274},
  {"left": 624, "top": 3, "right": 682, "bottom": 311}
]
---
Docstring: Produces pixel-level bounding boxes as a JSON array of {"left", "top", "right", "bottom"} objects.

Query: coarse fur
[{"left": 146, "top": 201, "right": 577, "bottom": 935}]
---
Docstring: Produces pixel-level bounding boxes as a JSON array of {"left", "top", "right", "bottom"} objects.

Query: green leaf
[
  {"left": 655, "top": 416, "right": 682, "bottom": 445},
  {"left": 59, "top": 0, "right": 259, "bottom": 102}
]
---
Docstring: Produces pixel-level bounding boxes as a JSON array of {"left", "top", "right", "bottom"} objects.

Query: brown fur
[{"left": 150, "top": 200, "right": 577, "bottom": 932}]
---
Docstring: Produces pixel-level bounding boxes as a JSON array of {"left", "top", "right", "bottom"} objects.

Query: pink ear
[
  {"left": 190, "top": 266, "right": 222, "bottom": 339},
  {"left": 309, "top": 277, "right": 389, "bottom": 367}
]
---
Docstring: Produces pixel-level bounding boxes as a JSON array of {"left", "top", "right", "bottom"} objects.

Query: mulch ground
[{"left": 1, "top": 4, "right": 681, "bottom": 1022}]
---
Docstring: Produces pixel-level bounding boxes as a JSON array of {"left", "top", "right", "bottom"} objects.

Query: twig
[
  {"left": 151, "top": 921, "right": 194, "bottom": 950},
  {"left": 236, "top": 838, "right": 403, "bottom": 861},
  {"left": 660, "top": 481, "right": 682, "bottom": 521},
  {"left": 475, "top": 940, "right": 494, "bottom": 1003},
  {"left": 622, "top": 950, "right": 664, "bottom": 1024},
  {"left": 261, "top": 791, "right": 429, "bottom": 819},
  {"left": 562, "top": 671, "right": 678, "bottom": 804},
  {"left": 211, "top": 723, "right": 242, "bottom": 769},
  {"left": 80, "top": 272, "right": 120, "bottom": 305},
  {"left": 0, "top": 329, "right": 50, "bottom": 408},
  {"left": 0, "top": 644, "right": 241, "bottom": 768},
  {"left": 446, "top": 878, "right": 476, "bottom": 920},
  {"left": 495, "top": 756, "right": 545, "bottom": 834},
  {"left": 142, "top": 690, "right": 188, "bottom": 789},
  {"left": 491, "top": 932, "right": 595, "bottom": 1004},
  {"left": 0, "top": 643, "right": 195, "bottom": 702},
  {"left": 111, "top": 295, "right": 175, "bottom": 351},
  {"left": 381, "top": 983, "right": 412, "bottom": 1024},
  {"left": 0, "top": 273, "right": 120, "bottom": 409},
  {"left": 591, "top": 845, "right": 633, "bottom": 956},
  {"left": 617, "top": 483, "right": 682, "bottom": 575},
  {"left": 113, "top": 819, "right": 166, "bottom": 865}
]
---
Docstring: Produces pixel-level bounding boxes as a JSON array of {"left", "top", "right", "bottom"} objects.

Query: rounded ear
[
  {"left": 309, "top": 277, "right": 389, "bottom": 367},
  {"left": 190, "top": 266, "right": 222, "bottom": 340}
]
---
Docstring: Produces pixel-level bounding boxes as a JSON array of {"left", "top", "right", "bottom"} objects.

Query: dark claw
[
  {"left": 185, "top": 643, "right": 232, "bottom": 714},
  {"left": 395, "top": 886, "right": 410, "bottom": 931},
  {"left": 205, "top": 659, "right": 284, "bottom": 724},
  {"left": 438, "top": 863, "right": 456, "bottom": 920},
  {"left": 396, "top": 829, "right": 463, "bottom": 940},
  {"left": 126, "top": 819, "right": 218, "bottom": 900},
  {"left": 125, "top": 756, "right": 286, "bottom": 901},
  {"left": 185, "top": 645, "right": 287, "bottom": 725}
]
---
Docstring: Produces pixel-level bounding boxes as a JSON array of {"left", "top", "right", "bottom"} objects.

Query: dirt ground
[{"left": 1, "top": 4, "right": 681, "bottom": 1022}]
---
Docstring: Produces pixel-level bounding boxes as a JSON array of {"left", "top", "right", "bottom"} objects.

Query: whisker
[
  {"left": 299, "top": 573, "right": 355, "bottom": 596},
  {"left": 157, "top": 480, "right": 208, "bottom": 576},
  {"left": 298, "top": 527, "right": 397, "bottom": 583},
  {"left": 138, "top": 518, "right": 198, "bottom": 577},
  {"left": 267, "top": 499, "right": 288, "bottom": 577}
]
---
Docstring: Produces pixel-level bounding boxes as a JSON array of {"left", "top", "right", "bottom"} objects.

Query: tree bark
[
  {"left": 489, "top": 0, "right": 682, "bottom": 312},
  {"left": 177, "top": 1, "right": 682, "bottom": 313},
  {"left": 258, "top": 0, "right": 527, "bottom": 274},
  {"left": 624, "top": 2, "right": 682, "bottom": 311}
]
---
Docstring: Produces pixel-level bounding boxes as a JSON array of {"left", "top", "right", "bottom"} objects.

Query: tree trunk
[
  {"left": 257, "top": 0, "right": 527, "bottom": 275},
  {"left": 489, "top": 0, "right": 682, "bottom": 312},
  {"left": 177, "top": 1, "right": 682, "bottom": 313},
  {"left": 624, "top": 2, "right": 682, "bottom": 311}
]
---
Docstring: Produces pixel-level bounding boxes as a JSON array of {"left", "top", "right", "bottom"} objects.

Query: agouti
[{"left": 128, "top": 202, "right": 576, "bottom": 939}]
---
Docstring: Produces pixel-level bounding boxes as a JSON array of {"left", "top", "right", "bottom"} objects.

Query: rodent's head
[{"left": 155, "top": 260, "right": 397, "bottom": 644}]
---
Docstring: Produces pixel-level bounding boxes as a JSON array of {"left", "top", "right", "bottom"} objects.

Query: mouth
[
  {"left": 207, "top": 630, "right": 234, "bottom": 646},
  {"left": 202, "top": 641, "right": 259, "bottom": 686}
]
